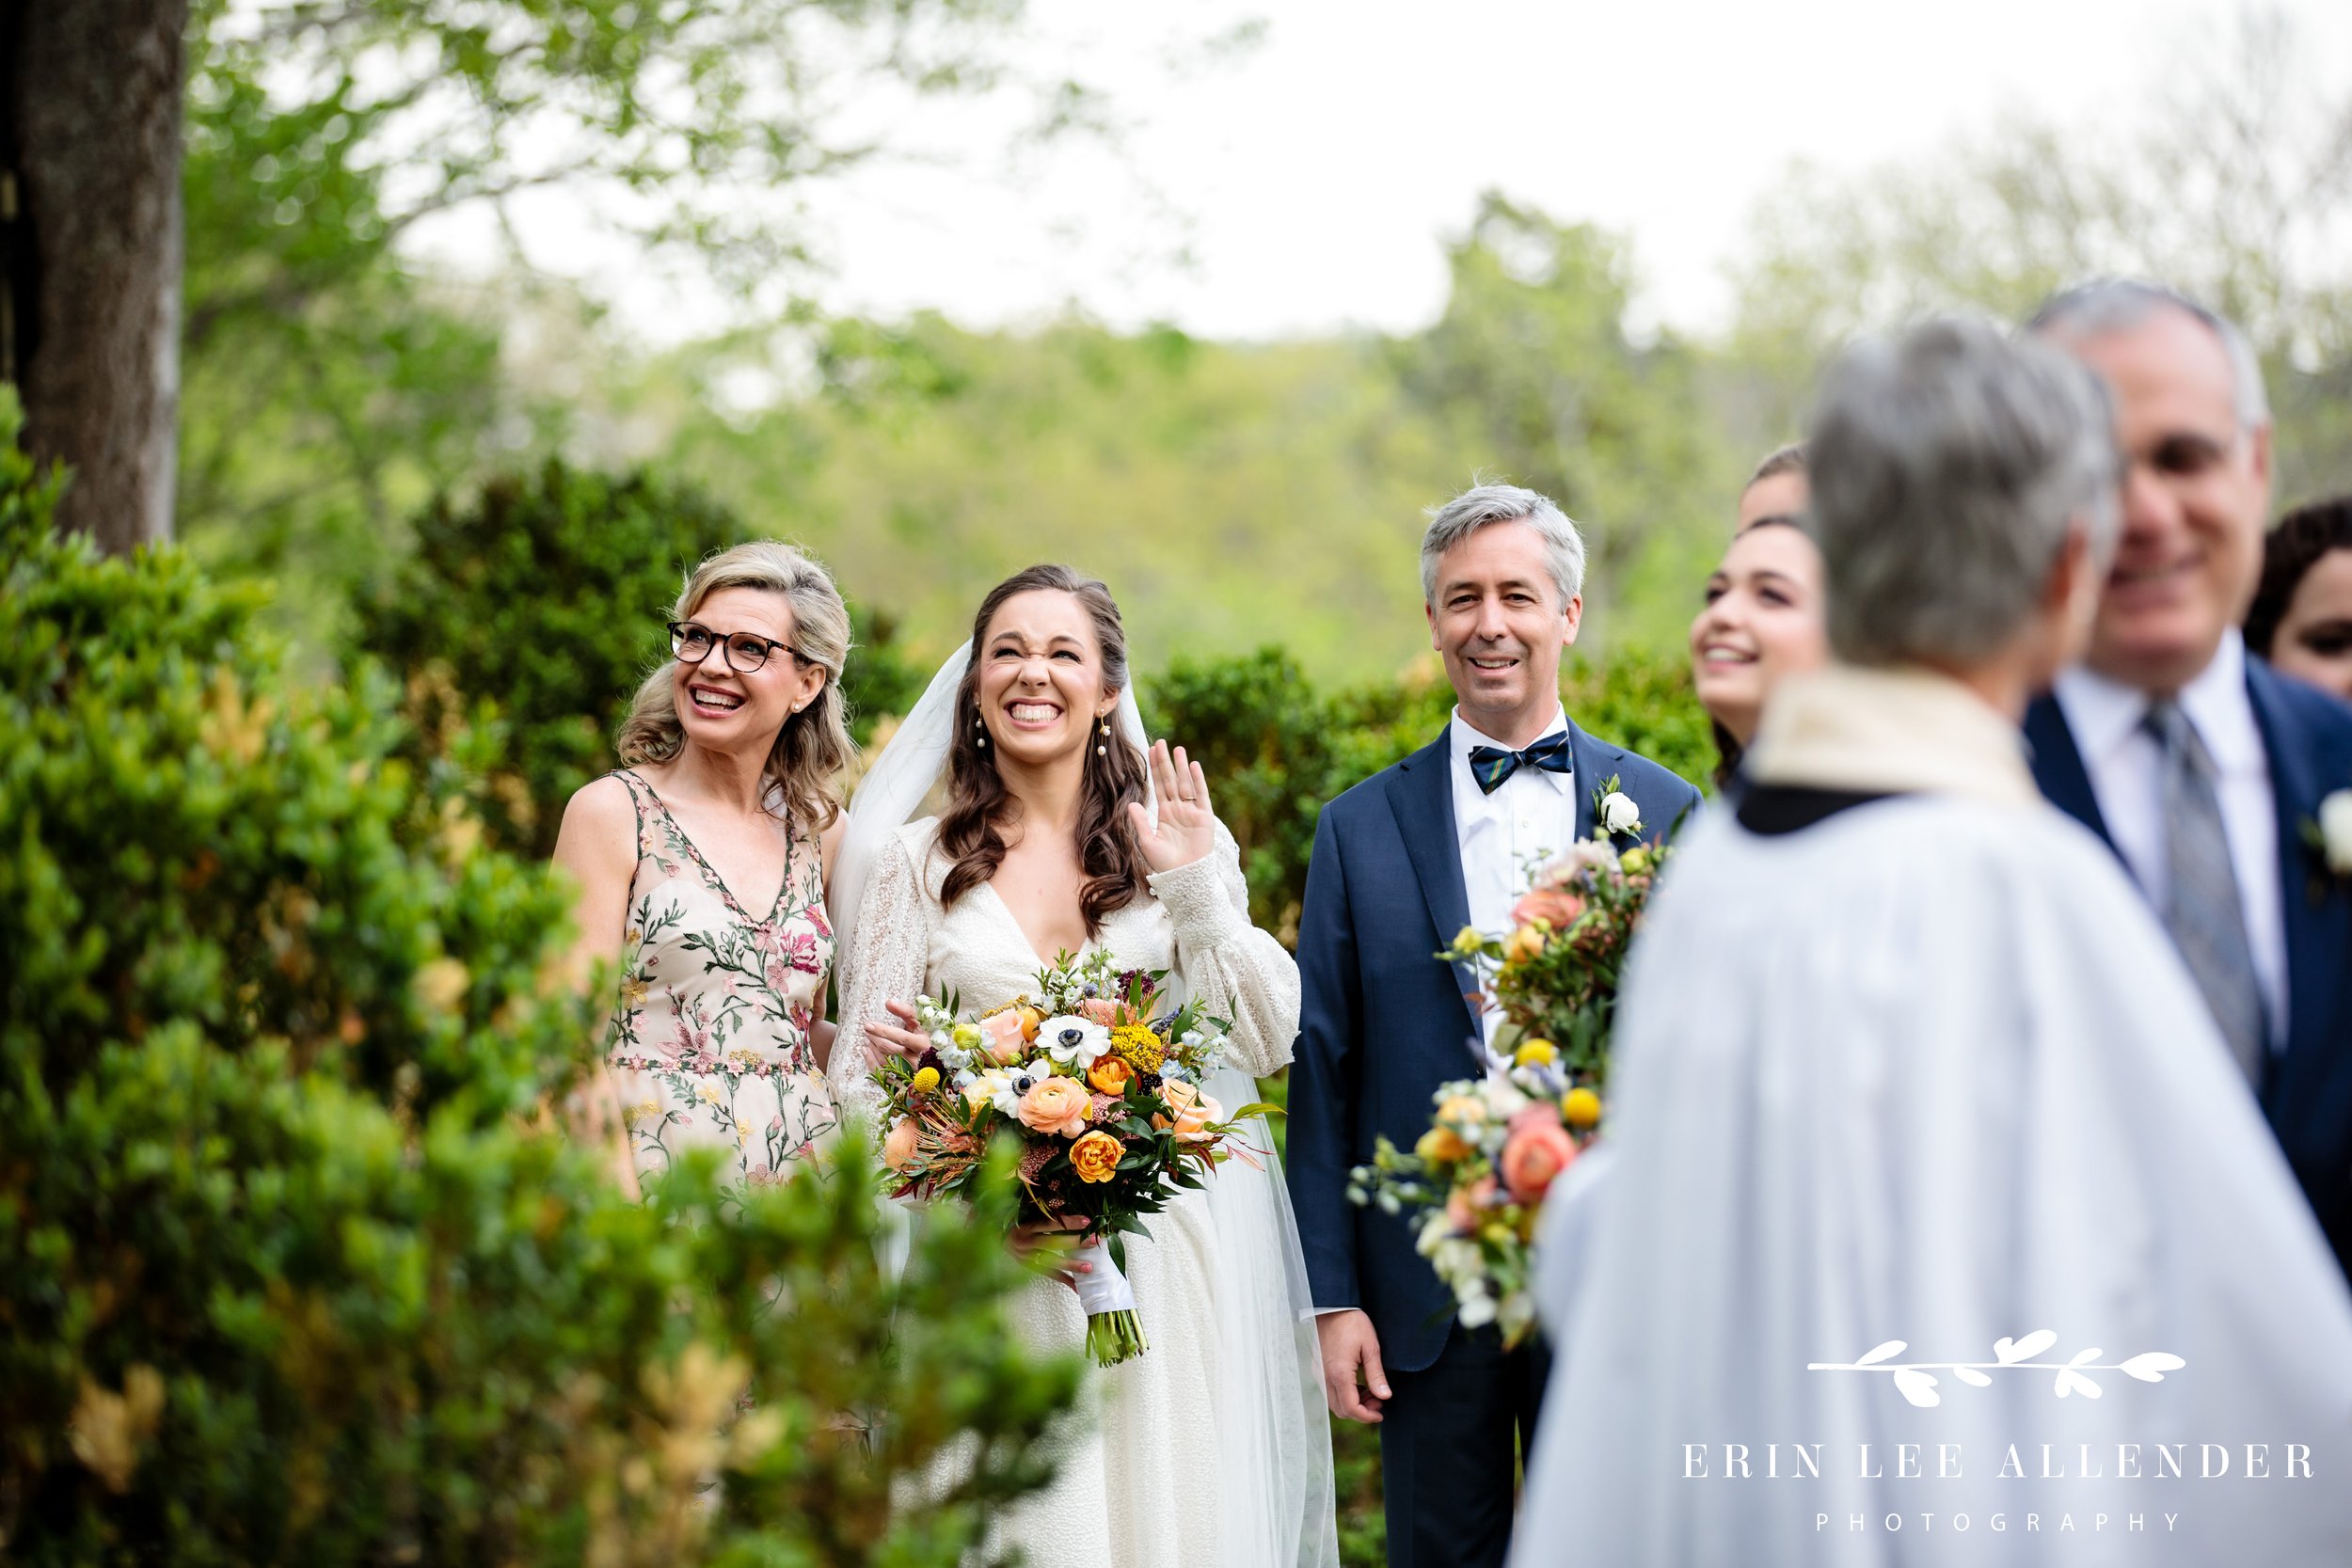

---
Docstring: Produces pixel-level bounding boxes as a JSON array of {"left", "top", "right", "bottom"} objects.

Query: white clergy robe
[{"left": 1512, "top": 664, "right": 2352, "bottom": 1568}]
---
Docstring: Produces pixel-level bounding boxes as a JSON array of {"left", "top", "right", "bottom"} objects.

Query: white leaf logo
[
  {"left": 1810, "top": 1333, "right": 2183, "bottom": 1408},
  {"left": 2120, "top": 1352, "right": 2185, "bottom": 1383},
  {"left": 1892, "top": 1370, "right": 1941, "bottom": 1407}
]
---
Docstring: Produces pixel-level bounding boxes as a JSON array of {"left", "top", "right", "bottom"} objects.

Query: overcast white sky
[{"left": 414, "top": 0, "right": 2352, "bottom": 345}]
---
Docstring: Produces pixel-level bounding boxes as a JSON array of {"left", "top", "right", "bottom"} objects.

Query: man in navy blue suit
[
  {"left": 1285, "top": 483, "right": 1704, "bottom": 1568},
  {"left": 2025, "top": 280, "right": 2352, "bottom": 1279}
]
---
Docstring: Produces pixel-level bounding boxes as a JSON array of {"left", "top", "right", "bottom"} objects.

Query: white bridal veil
[{"left": 834, "top": 641, "right": 1340, "bottom": 1568}]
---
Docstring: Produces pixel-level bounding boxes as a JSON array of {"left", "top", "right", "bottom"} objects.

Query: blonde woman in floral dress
[{"left": 553, "top": 541, "right": 857, "bottom": 1183}]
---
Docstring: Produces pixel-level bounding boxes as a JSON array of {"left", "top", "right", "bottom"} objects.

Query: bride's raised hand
[
  {"left": 1126, "top": 739, "right": 1216, "bottom": 873},
  {"left": 863, "top": 998, "right": 930, "bottom": 1061}
]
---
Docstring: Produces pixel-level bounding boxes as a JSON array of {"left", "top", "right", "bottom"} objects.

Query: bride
[{"left": 830, "top": 563, "right": 1338, "bottom": 1568}]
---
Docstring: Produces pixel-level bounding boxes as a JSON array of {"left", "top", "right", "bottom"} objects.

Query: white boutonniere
[
  {"left": 1591, "top": 774, "right": 1644, "bottom": 838},
  {"left": 2292, "top": 789, "right": 2352, "bottom": 903},
  {"left": 2300, "top": 789, "right": 2352, "bottom": 879}
]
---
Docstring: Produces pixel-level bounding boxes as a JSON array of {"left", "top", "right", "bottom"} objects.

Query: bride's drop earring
[
  {"left": 975, "top": 716, "right": 987, "bottom": 750},
  {"left": 1097, "top": 716, "right": 1109, "bottom": 757}
]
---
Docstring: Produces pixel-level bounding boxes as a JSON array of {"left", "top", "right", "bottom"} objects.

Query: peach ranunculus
[
  {"left": 1087, "top": 1055, "right": 1135, "bottom": 1096},
  {"left": 1017, "top": 1075, "right": 1093, "bottom": 1138},
  {"left": 978, "top": 1009, "right": 1029, "bottom": 1064},
  {"left": 1069, "top": 1129, "right": 1123, "bottom": 1183},
  {"left": 1152, "top": 1084, "right": 1224, "bottom": 1142},
  {"left": 882, "top": 1118, "right": 922, "bottom": 1173},
  {"left": 1500, "top": 1116, "right": 1578, "bottom": 1203},
  {"left": 1510, "top": 886, "right": 1584, "bottom": 931},
  {"left": 1445, "top": 1173, "right": 1498, "bottom": 1234}
]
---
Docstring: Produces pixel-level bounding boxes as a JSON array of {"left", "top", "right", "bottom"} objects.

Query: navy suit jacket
[
  {"left": 1285, "top": 719, "right": 1706, "bottom": 1372},
  {"left": 2026, "top": 659, "right": 2352, "bottom": 1276}
]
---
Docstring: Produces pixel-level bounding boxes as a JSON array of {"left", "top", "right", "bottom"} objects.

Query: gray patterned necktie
[{"left": 2143, "top": 698, "right": 2265, "bottom": 1084}]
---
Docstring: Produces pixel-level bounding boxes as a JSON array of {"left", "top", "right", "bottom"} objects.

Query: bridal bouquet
[
  {"left": 1352, "top": 789, "right": 1667, "bottom": 1345},
  {"left": 871, "top": 949, "right": 1269, "bottom": 1366}
]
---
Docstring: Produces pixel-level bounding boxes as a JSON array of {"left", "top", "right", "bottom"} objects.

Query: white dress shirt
[
  {"left": 1448, "top": 705, "right": 1578, "bottom": 1056},
  {"left": 2051, "top": 628, "right": 2287, "bottom": 1049}
]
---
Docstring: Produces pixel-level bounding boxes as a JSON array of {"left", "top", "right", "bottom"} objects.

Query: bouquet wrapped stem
[{"left": 1073, "top": 1244, "right": 1148, "bottom": 1366}]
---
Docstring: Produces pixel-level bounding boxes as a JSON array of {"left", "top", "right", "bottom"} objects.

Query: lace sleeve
[
  {"left": 831, "top": 829, "right": 933, "bottom": 1131},
  {"left": 1146, "top": 818, "right": 1300, "bottom": 1077}
]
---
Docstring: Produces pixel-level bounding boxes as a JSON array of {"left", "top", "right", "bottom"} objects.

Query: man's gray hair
[
  {"left": 1420, "top": 483, "right": 1587, "bottom": 607},
  {"left": 1808, "top": 317, "right": 2122, "bottom": 669},
  {"left": 2026, "top": 278, "right": 2269, "bottom": 428}
]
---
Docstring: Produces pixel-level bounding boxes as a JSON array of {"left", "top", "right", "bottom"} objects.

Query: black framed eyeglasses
[{"left": 668, "top": 620, "right": 797, "bottom": 674}]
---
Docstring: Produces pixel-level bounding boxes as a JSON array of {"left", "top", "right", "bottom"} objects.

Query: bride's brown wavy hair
[{"left": 936, "top": 564, "right": 1152, "bottom": 935}]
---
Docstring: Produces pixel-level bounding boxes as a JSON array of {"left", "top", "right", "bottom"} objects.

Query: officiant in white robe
[{"left": 1514, "top": 321, "right": 2352, "bottom": 1567}]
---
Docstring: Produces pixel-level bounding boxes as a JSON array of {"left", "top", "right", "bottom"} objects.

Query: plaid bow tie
[{"left": 1467, "top": 731, "right": 1572, "bottom": 795}]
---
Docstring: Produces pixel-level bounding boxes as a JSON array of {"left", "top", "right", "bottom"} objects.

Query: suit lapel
[
  {"left": 2246, "top": 660, "right": 2350, "bottom": 1091},
  {"left": 2023, "top": 694, "right": 2115, "bottom": 850},
  {"left": 1386, "top": 730, "right": 1486, "bottom": 1052},
  {"left": 1567, "top": 720, "right": 1632, "bottom": 845}
]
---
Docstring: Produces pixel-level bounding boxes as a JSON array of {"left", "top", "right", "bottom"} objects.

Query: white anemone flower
[{"left": 1036, "top": 1015, "right": 1111, "bottom": 1068}]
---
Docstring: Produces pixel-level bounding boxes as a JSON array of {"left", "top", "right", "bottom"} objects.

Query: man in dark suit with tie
[
  {"left": 1285, "top": 483, "right": 1704, "bottom": 1568},
  {"left": 2025, "top": 279, "right": 2352, "bottom": 1278}
]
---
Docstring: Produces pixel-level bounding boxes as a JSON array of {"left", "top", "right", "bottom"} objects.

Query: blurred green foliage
[
  {"left": 177, "top": 0, "right": 1092, "bottom": 658},
  {"left": 0, "top": 394, "right": 1075, "bottom": 1563},
  {"left": 353, "top": 460, "right": 925, "bottom": 859}
]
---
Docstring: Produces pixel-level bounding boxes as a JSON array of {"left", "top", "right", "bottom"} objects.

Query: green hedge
[{"left": 0, "top": 399, "right": 1073, "bottom": 1564}]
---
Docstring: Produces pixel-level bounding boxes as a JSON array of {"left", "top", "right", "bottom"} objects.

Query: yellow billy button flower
[
  {"left": 1453, "top": 924, "right": 1483, "bottom": 952},
  {"left": 1562, "top": 1087, "right": 1603, "bottom": 1130},
  {"left": 909, "top": 1066, "right": 941, "bottom": 1095},
  {"left": 1513, "top": 1038, "right": 1558, "bottom": 1069}
]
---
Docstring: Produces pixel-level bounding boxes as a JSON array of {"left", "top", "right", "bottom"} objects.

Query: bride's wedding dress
[{"left": 834, "top": 816, "right": 1338, "bottom": 1568}]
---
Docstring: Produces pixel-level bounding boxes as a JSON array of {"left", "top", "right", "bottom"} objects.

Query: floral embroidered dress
[{"left": 605, "top": 768, "right": 837, "bottom": 1182}]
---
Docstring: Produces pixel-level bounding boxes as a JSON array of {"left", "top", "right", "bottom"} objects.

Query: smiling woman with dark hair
[
  {"left": 2247, "top": 496, "right": 2352, "bottom": 702},
  {"left": 829, "top": 562, "right": 1337, "bottom": 1568}
]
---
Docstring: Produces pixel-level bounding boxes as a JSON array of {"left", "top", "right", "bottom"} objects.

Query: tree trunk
[{"left": 8, "top": 0, "right": 187, "bottom": 552}]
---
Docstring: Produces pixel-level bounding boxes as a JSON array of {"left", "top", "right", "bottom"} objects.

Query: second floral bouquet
[
  {"left": 1353, "top": 785, "right": 1669, "bottom": 1346},
  {"left": 872, "top": 948, "right": 1269, "bottom": 1365}
]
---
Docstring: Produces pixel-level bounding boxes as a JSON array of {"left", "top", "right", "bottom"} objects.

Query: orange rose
[
  {"left": 1502, "top": 922, "right": 1549, "bottom": 964},
  {"left": 1069, "top": 1129, "right": 1123, "bottom": 1183},
  {"left": 1510, "top": 887, "right": 1584, "bottom": 930},
  {"left": 1016, "top": 1004, "right": 1045, "bottom": 1042},
  {"left": 1500, "top": 1117, "right": 1578, "bottom": 1204},
  {"left": 882, "top": 1118, "right": 922, "bottom": 1173},
  {"left": 1087, "top": 1056, "right": 1135, "bottom": 1096},
  {"left": 1016, "top": 1075, "right": 1092, "bottom": 1138}
]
